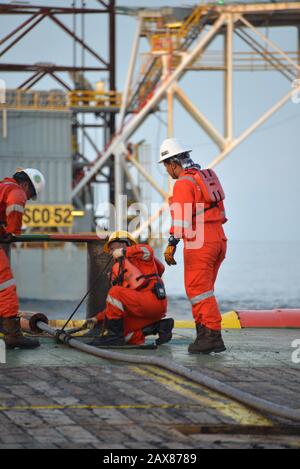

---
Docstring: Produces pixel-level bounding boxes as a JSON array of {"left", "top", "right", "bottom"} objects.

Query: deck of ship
[{"left": 0, "top": 328, "right": 300, "bottom": 449}]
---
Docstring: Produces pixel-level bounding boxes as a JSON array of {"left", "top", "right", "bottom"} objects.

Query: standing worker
[
  {"left": 0, "top": 168, "right": 45, "bottom": 349},
  {"left": 159, "top": 138, "right": 227, "bottom": 354},
  {"left": 88, "top": 230, "right": 173, "bottom": 347}
]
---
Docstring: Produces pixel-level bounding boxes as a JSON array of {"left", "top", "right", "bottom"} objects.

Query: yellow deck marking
[
  {"left": 0, "top": 403, "right": 202, "bottom": 412},
  {"left": 130, "top": 366, "right": 273, "bottom": 427}
]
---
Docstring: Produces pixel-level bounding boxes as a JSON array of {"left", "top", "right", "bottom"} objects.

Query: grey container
[{"left": 0, "top": 110, "right": 72, "bottom": 203}]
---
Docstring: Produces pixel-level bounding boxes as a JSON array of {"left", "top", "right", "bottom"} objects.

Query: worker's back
[{"left": 0, "top": 178, "right": 26, "bottom": 236}]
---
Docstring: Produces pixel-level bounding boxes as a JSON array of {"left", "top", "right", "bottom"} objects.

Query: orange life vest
[
  {"left": 169, "top": 168, "right": 226, "bottom": 225},
  {"left": 111, "top": 259, "right": 161, "bottom": 290},
  {"left": 193, "top": 168, "right": 225, "bottom": 204}
]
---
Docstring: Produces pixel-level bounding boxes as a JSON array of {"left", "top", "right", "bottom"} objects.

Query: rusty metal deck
[{"left": 0, "top": 329, "right": 300, "bottom": 449}]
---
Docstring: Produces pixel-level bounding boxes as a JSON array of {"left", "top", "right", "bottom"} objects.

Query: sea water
[
  {"left": 19, "top": 241, "right": 300, "bottom": 320},
  {"left": 163, "top": 240, "right": 300, "bottom": 318}
]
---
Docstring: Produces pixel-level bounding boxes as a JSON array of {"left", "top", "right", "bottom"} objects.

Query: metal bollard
[{"left": 86, "top": 241, "right": 110, "bottom": 318}]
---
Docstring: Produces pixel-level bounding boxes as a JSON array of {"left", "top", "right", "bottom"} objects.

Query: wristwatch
[{"left": 168, "top": 235, "right": 180, "bottom": 246}]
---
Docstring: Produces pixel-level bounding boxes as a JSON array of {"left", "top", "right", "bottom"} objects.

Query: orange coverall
[
  {"left": 96, "top": 244, "right": 167, "bottom": 344},
  {"left": 169, "top": 168, "right": 227, "bottom": 331},
  {"left": 0, "top": 178, "right": 27, "bottom": 318}
]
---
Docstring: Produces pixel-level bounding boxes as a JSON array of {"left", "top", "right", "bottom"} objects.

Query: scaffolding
[
  {"left": 0, "top": 0, "right": 118, "bottom": 220},
  {"left": 0, "top": 89, "right": 121, "bottom": 112},
  {"left": 1, "top": 2, "right": 300, "bottom": 235},
  {"left": 70, "top": 2, "right": 300, "bottom": 237}
]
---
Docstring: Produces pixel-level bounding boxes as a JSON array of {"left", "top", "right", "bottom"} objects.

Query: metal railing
[
  {"left": 128, "top": 6, "right": 211, "bottom": 112},
  {"left": 149, "top": 5, "right": 207, "bottom": 52},
  {"left": 0, "top": 89, "right": 122, "bottom": 111},
  {"left": 0, "top": 89, "right": 67, "bottom": 111},
  {"left": 68, "top": 90, "right": 122, "bottom": 109},
  {"left": 141, "top": 49, "right": 300, "bottom": 72}
]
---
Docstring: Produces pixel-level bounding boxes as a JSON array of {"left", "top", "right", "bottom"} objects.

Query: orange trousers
[
  {"left": 0, "top": 247, "right": 19, "bottom": 318},
  {"left": 184, "top": 230, "right": 227, "bottom": 331},
  {"left": 97, "top": 284, "right": 167, "bottom": 345}
]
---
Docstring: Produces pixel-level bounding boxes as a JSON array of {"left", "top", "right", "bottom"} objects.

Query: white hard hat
[
  {"left": 158, "top": 138, "right": 192, "bottom": 164},
  {"left": 22, "top": 168, "right": 45, "bottom": 200}
]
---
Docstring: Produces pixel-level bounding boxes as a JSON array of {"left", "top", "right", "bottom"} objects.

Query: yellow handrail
[
  {"left": 0, "top": 89, "right": 67, "bottom": 111},
  {"left": 150, "top": 5, "right": 207, "bottom": 52},
  {"left": 68, "top": 90, "right": 122, "bottom": 108},
  {"left": 0, "top": 89, "right": 122, "bottom": 111}
]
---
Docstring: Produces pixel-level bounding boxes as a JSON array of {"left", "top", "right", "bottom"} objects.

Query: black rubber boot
[
  {"left": 89, "top": 318, "right": 126, "bottom": 347},
  {"left": 2, "top": 317, "right": 40, "bottom": 350},
  {"left": 188, "top": 324, "right": 226, "bottom": 354},
  {"left": 142, "top": 318, "right": 174, "bottom": 345}
]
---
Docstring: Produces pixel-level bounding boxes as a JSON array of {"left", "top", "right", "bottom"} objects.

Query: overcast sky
[{"left": 0, "top": 0, "right": 299, "bottom": 241}]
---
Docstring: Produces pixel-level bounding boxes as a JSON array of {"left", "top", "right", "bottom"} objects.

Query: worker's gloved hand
[
  {"left": 0, "top": 233, "right": 14, "bottom": 244},
  {"left": 112, "top": 248, "right": 126, "bottom": 259},
  {"left": 164, "top": 236, "right": 180, "bottom": 266},
  {"left": 83, "top": 317, "right": 98, "bottom": 329},
  {"left": 164, "top": 245, "right": 177, "bottom": 266},
  {"left": 81, "top": 317, "right": 103, "bottom": 338}
]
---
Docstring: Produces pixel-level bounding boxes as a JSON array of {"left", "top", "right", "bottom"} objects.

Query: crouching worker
[{"left": 88, "top": 230, "right": 173, "bottom": 347}]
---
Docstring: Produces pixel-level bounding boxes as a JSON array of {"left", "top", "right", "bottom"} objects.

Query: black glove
[{"left": 168, "top": 235, "right": 180, "bottom": 247}]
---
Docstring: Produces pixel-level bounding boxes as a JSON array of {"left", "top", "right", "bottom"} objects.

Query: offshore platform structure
[
  {"left": 0, "top": 0, "right": 119, "bottom": 231},
  {"left": 70, "top": 1, "right": 300, "bottom": 238},
  {"left": 0, "top": 1, "right": 300, "bottom": 236}
]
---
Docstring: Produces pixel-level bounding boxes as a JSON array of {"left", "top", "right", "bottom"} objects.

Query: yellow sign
[{"left": 23, "top": 205, "right": 74, "bottom": 228}]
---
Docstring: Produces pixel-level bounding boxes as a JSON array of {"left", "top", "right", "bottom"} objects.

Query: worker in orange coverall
[
  {"left": 88, "top": 231, "right": 174, "bottom": 347},
  {"left": 159, "top": 138, "right": 227, "bottom": 354},
  {"left": 0, "top": 168, "right": 45, "bottom": 349}
]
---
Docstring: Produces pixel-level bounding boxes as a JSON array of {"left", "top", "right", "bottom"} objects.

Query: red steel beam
[
  {"left": 0, "top": 13, "right": 47, "bottom": 58},
  {"left": 0, "top": 12, "right": 40, "bottom": 46},
  {"left": 48, "top": 71, "right": 72, "bottom": 91},
  {"left": 24, "top": 72, "right": 48, "bottom": 90},
  {"left": 0, "top": 5, "right": 107, "bottom": 15},
  {"left": 18, "top": 71, "right": 45, "bottom": 90},
  {"left": 0, "top": 64, "right": 106, "bottom": 72},
  {"left": 96, "top": 0, "right": 109, "bottom": 8},
  {"left": 48, "top": 13, "right": 108, "bottom": 67}
]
